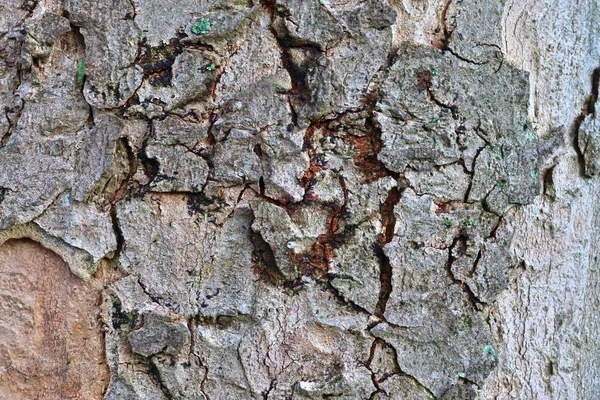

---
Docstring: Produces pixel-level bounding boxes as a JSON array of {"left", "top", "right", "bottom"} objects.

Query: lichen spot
[{"left": 192, "top": 18, "right": 211, "bottom": 35}]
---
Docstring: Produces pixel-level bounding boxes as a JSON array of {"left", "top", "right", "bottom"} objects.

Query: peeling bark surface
[{"left": 0, "top": 0, "right": 598, "bottom": 399}]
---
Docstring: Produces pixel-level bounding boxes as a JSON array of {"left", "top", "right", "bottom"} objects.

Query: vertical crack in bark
[
  {"left": 109, "top": 205, "right": 125, "bottom": 263},
  {"left": 262, "top": 0, "right": 323, "bottom": 106},
  {"left": 147, "top": 359, "right": 173, "bottom": 399},
  {"left": 249, "top": 227, "right": 286, "bottom": 287},
  {"left": 136, "top": 124, "right": 161, "bottom": 196},
  {"left": 107, "top": 137, "right": 136, "bottom": 262},
  {"left": 542, "top": 164, "right": 556, "bottom": 199},
  {"left": 366, "top": 337, "right": 437, "bottom": 399},
  {"left": 322, "top": 276, "right": 373, "bottom": 316},
  {"left": 374, "top": 187, "right": 402, "bottom": 320},
  {"left": 1, "top": 5, "right": 40, "bottom": 148},
  {"left": 0, "top": 37, "right": 26, "bottom": 148},
  {"left": 572, "top": 67, "right": 600, "bottom": 176},
  {"left": 468, "top": 248, "right": 483, "bottom": 279},
  {"left": 463, "top": 144, "right": 488, "bottom": 202},
  {"left": 299, "top": 120, "right": 327, "bottom": 201},
  {"left": 364, "top": 338, "right": 385, "bottom": 399},
  {"left": 291, "top": 175, "right": 349, "bottom": 277},
  {"left": 262, "top": 378, "right": 277, "bottom": 400},
  {"left": 439, "top": 0, "right": 455, "bottom": 48},
  {"left": 445, "top": 235, "right": 485, "bottom": 310}
]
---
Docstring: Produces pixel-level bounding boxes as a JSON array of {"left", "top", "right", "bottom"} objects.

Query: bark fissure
[
  {"left": 374, "top": 187, "right": 402, "bottom": 319},
  {"left": 572, "top": 67, "right": 600, "bottom": 176},
  {"left": 445, "top": 235, "right": 485, "bottom": 310}
]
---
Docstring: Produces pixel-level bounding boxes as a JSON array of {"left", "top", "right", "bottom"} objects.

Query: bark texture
[{"left": 0, "top": 0, "right": 598, "bottom": 399}]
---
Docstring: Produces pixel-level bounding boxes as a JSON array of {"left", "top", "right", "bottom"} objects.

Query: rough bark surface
[{"left": 0, "top": 0, "right": 598, "bottom": 399}]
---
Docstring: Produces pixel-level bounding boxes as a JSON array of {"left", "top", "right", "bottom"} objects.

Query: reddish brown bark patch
[
  {"left": 291, "top": 193, "right": 347, "bottom": 277},
  {"left": 0, "top": 239, "right": 111, "bottom": 400},
  {"left": 346, "top": 132, "right": 389, "bottom": 183}
]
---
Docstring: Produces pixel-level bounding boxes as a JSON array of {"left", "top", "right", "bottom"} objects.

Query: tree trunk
[{"left": 0, "top": 0, "right": 598, "bottom": 399}]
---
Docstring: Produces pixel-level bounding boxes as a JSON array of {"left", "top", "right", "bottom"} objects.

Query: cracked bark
[{"left": 1, "top": 0, "right": 599, "bottom": 399}]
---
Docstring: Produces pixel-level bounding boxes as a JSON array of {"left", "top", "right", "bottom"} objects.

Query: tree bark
[{"left": 0, "top": 0, "right": 598, "bottom": 399}]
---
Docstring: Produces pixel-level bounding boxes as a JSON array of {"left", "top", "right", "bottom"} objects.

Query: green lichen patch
[
  {"left": 464, "top": 218, "right": 478, "bottom": 227},
  {"left": 192, "top": 18, "right": 211, "bottom": 35},
  {"left": 483, "top": 345, "right": 497, "bottom": 362},
  {"left": 76, "top": 59, "right": 85, "bottom": 88}
]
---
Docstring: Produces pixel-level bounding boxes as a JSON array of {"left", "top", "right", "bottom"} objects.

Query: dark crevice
[
  {"left": 136, "top": 31, "right": 187, "bottom": 87},
  {"left": 373, "top": 247, "right": 393, "bottom": 319},
  {"left": 542, "top": 164, "right": 556, "bottom": 199},
  {"left": 486, "top": 213, "right": 504, "bottom": 240},
  {"left": 571, "top": 67, "right": 600, "bottom": 176},
  {"left": 68, "top": 24, "right": 88, "bottom": 97},
  {"left": 20, "top": 0, "right": 39, "bottom": 14},
  {"left": 398, "top": 366, "right": 436, "bottom": 397},
  {"left": 439, "top": 0, "right": 455, "bottom": 48},
  {"left": 136, "top": 276, "right": 164, "bottom": 305},
  {"left": 249, "top": 227, "right": 286, "bottom": 287},
  {"left": 246, "top": 185, "right": 288, "bottom": 209},
  {"left": 299, "top": 118, "right": 332, "bottom": 200},
  {"left": 370, "top": 337, "right": 437, "bottom": 398},
  {"left": 443, "top": 46, "right": 488, "bottom": 66},
  {"left": 468, "top": 249, "right": 482, "bottom": 279},
  {"left": 464, "top": 144, "right": 487, "bottom": 201},
  {"left": 445, "top": 235, "right": 485, "bottom": 310},
  {"left": 322, "top": 277, "right": 373, "bottom": 317},
  {"left": 275, "top": 41, "right": 322, "bottom": 105},
  {"left": 134, "top": 124, "right": 161, "bottom": 197},
  {"left": 186, "top": 316, "right": 196, "bottom": 357},
  {"left": 2, "top": 17, "right": 30, "bottom": 147},
  {"left": 105, "top": 137, "right": 136, "bottom": 262},
  {"left": 427, "top": 86, "right": 459, "bottom": 119},
  {"left": 457, "top": 375, "right": 480, "bottom": 389},
  {"left": 114, "top": 137, "right": 137, "bottom": 199},
  {"left": 147, "top": 360, "right": 174, "bottom": 399},
  {"left": 262, "top": 0, "right": 325, "bottom": 107},
  {"left": 109, "top": 204, "right": 125, "bottom": 263},
  {"left": 374, "top": 187, "right": 402, "bottom": 319},
  {"left": 364, "top": 339, "right": 385, "bottom": 399},
  {"left": 262, "top": 378, "right": 277, "bottom": 400},
  {"left": 124, "top": 0, "right": 137, "bottom": 20},
  {"left": 588, "top": 68, "right": 600, "bottom": 115}
]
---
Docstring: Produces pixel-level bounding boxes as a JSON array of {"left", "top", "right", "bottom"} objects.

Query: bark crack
[
  {"left": 571, "top": 66, "right": 599, "bottom": 176},
  {"left": 374, "top": 187, "right": 402, "bottom": 320},
  {"left": 445, "top": 235, "right": 485, "bottom": 310}
]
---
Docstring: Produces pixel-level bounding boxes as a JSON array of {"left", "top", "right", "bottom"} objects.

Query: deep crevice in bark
[
  {"left": 572, "top": 67, "right": 600, "bottom": 176},
  {"left": 374, "top": 187, "right": 402, "bottom": 320},
  {"left": 445, "top": 235, "right": 485, "bottom": 310},
  {"left": 249, "top": 228, "right": 286, "bottom": 287}
]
